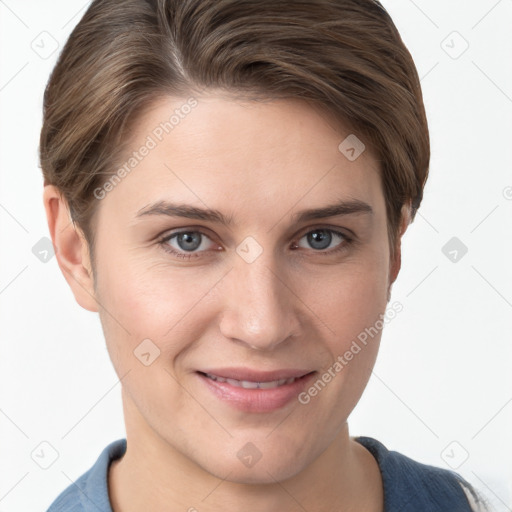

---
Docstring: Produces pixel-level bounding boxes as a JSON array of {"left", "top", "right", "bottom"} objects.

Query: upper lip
[{"left": 198, "top": 367, "right": 315, "bottom": 382}]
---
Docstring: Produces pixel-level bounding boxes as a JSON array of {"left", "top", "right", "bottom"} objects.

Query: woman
[{"left": 40, "top": 0, "right": 490, "bottom": 510}]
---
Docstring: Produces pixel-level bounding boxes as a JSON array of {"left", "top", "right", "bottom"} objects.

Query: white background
[{"left": 0, "top": 1, "right": 511, "bottom": 510}]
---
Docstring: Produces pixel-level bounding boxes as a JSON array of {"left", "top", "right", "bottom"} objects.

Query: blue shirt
[{"left": 46, "top": 436, "right": 480, "bottom": 511}]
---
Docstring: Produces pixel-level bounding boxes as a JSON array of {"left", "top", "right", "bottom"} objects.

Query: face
[{"left": 82, "top": 94, "right": 397, "bottom": 483}]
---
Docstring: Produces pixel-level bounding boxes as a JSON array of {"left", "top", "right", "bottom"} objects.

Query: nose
[{"left": 218, "top": 250, "right": 301, "bottom": 351}]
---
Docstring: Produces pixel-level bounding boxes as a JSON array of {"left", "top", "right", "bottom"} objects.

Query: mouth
[
  {"left": 198, "top": 371, "right": 309, "bottom": 389},
  {"left": 195, "top": 368, "right": 317, "bottom": 413}
]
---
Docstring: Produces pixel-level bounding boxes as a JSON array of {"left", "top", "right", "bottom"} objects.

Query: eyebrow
[{"left": 135, "top": 198, "right": 373, "bottom": 226}]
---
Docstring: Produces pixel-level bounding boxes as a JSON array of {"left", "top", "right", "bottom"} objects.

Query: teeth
[
  {"left": 205, "top": 373, "right": 297, "bottom": 389},
  {"left": 207, "top": 374, "right": 227, "bottom": 383}
]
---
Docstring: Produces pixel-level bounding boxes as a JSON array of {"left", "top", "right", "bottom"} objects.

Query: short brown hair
[{"left": 39, "top": 0, "right": 430, "bottom": 266}]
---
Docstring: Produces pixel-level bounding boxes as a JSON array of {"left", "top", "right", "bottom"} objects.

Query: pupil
[
  {"left": 308, "top": 230, "right": 331, "bottom": 250},
  {"left": 178, "top": 232, "right": 201, "bottom": 251}
]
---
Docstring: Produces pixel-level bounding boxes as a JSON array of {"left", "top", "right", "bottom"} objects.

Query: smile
[
  {"left": 204, "top": 372, "right": 298, "bottom": 389},
  {"left": 196, "top": 369, "right": 317, "bottom": 413}
]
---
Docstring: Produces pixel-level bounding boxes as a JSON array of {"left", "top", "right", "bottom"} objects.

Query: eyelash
[{"left": 157, "top": 227, "right": 354, "bottom": 260}]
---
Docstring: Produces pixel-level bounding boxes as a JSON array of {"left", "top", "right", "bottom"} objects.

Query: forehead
[{"left": 100, "top": 94, "right": 385, "bottom": 222}]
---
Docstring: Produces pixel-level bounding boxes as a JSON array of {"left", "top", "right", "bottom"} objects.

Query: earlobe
[{"left": 43, "top": 185, "right": 99, "bottom": 312}]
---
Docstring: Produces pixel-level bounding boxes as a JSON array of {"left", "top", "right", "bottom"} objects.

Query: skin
[{"left": 44, "top": 93, "right": 410, "bottom": 512}]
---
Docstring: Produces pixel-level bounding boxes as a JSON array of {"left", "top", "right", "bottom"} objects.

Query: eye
[
  {"left": 159, "top": 230, "right": 217, "bottom": 259},
  {"left": 158, "top": 227, "right": 353, "bottom": 260},
  {"left": 295, "top": 228, "right": 350, "bottom": 253}
]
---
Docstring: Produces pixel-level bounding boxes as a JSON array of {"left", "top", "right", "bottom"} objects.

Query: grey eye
[
  {"left": 176, "top": 232, "right": 202, "bottom": 251},
  {"left": 166, "top": 231, "right": 214, "bottom": 253},
  {"left": 298, "top": 229, "right": 345, "bottom": 251}
]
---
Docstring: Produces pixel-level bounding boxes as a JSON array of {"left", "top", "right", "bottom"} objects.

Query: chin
[
  {"left": 205, "top": 456, "right": 305, "bottom": 485},
  {"left": 193, "top": 438, "right": 312, "bottom": 485}
]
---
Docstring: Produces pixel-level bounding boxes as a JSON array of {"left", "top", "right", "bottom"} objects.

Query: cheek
[
  {"left": 307, "top": 258, "right": 390, "bottom": 339},
  {"left": 297, "top": 266, "right": 388, "bottom": 425},
  {"left": 95, "top": 256, "right": 219, "bottom": 366},
  {"left": 94, "top": 262, "right": 201, "bottom": 416},
  {"left": 301, "top": 254, "right": 389, "bottom": 393}
]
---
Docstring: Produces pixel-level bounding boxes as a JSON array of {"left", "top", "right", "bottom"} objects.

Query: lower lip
[{"left": 196, "top": 371, "right": 317, "bottom": 413}]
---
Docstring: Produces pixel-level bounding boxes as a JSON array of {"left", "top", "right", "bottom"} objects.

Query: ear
[
  {"left": 43, "top": 185, "right": 99, "bottom": 312},
  {"left": 387, "top": 202, "right": 412, "bottom": 300}
]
